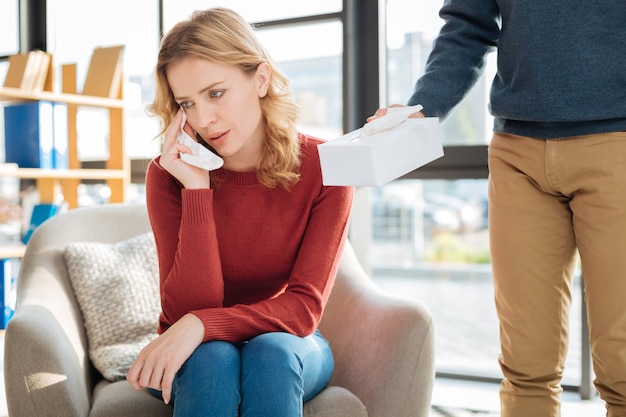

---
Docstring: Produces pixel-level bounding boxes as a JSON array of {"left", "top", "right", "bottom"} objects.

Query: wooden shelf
[
  {"left": 0, "top": 244, "right": 26, "bottom": 259},
  {"left": 0, "top": 168, "right": 127, "bottom": 180},
  {"left": 0, "top": 87, "right": 123, "bottom": 108}
]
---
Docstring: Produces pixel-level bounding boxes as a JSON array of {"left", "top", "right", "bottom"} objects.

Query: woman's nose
[{"left": 194, "top": 103, "right": 217, "bottom": 128}]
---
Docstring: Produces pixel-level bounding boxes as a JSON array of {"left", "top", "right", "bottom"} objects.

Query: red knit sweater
[{"left": 145, "top": 134, "right": 354, "bottom": 343}]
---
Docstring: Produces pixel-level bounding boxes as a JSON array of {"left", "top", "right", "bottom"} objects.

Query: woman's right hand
[
  {"left": 127, "top": 313, "right": 205, "bottom": 405},
  {"left": 159, "top": 109, "right": 212, "bottom": 189}
]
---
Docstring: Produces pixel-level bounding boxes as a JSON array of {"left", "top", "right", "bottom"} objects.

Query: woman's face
[{"left": 166, "top": 56, "right": 270, "bottom": 171}]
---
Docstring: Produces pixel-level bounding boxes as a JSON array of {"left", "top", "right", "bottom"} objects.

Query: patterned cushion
[{"left": 64, "top": 232, "right": 160, "bottom": 381}]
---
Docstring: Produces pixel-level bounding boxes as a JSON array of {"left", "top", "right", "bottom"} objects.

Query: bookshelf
[
  {"left": 0, "top": 244, "right": 25, "bottom": 259},
  {"left": 0, "top": 47, "right": 129, "bottom": 211}
]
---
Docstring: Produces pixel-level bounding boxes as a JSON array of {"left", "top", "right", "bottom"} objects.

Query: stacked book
[{"left": 3, "top": 50, "right": 52, "bottom": 92}]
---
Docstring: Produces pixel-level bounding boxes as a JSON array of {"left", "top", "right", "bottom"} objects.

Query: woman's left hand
[{"left": 127, "top": 313, "right": 205, "bottom": 404}]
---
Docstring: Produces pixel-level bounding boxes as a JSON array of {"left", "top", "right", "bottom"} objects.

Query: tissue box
[{"left": 318, "top": 117, "right": 443, "bottom": 186}]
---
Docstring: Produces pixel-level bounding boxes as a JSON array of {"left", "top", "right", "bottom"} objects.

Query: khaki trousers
[{"left": 488, "top": 131, "right": 626, "bottom": 417}]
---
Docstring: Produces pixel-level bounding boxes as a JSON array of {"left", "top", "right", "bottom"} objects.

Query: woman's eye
[
  {"left": 210, "top": 90, "right": 224, "bottom": 99},
  {"left": 179, "top": 101, "right": 193, "bottom": 109}
]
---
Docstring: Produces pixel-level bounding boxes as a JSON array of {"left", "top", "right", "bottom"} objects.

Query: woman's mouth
[{"left": 207, "top": 131, "right": 229, "bottom": 144}]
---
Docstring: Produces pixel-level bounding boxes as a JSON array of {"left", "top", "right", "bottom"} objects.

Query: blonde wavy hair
[{"left": 149, "top": 7, "right": 301, "bottom": 188}]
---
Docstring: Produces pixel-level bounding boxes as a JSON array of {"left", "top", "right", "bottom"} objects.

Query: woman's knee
[
  {"left": 242, "top": 333, "right": 301, "bottom": 369},
  {"left": 169, "top": 341, "right": 242, "bottom": 412},
  {"left": 239, "top": 332, "right": 334, "bottom": 405},
  {"left": 178, "top": 340, "right": 241, "bottom": 378}
]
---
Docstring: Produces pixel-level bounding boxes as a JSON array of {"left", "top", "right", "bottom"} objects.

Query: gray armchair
[{"left": 4, "top": 203, "right": 434, "bottom": 417}]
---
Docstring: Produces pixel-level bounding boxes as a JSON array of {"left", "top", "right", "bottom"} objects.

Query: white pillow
[{"left": 64, "top": 232, "right": 160, "bottom": 381}]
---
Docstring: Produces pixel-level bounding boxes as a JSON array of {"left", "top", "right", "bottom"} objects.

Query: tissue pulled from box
[{"left": 360, "top": 104, "right": 424, "bottom": 138}]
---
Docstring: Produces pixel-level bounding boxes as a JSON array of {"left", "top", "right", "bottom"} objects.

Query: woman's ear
[{"left": 255, "top": 62, "right": 271, "bottom": 98}]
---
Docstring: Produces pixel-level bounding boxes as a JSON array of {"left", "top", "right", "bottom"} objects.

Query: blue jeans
[{"left": 148, "top": 330, "right": 334, "bottom": 417}]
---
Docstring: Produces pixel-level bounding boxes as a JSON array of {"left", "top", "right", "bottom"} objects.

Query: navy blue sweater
[{"left": 407, "top": 0, "right": 626, "bottom": 139}]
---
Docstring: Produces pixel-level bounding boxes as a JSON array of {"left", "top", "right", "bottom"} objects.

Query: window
[
  {"left": 384, "top": 0, "right": 495, "bottom": 146},
  {"left": 255, "top": 22, "right": 343, "bottom": 140},
  {"left": 0, "top": 0, "right": 20, "bottom": 86},
  {"left": 0, "top": 0, "right": 19, "bottom": 57}
]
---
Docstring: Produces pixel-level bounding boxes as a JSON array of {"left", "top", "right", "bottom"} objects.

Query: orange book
[
  {"left": 3, "top": 53, "right": 31, "bottom": 89},
  {"left": 82, "top": 45, "right": 125, "bottom": 98},
  {"left": 2, "top": 50, "right": 52, "bottom": 91},
  {"left": 29, "top": 50, "right": 52, "bottom": 92}
]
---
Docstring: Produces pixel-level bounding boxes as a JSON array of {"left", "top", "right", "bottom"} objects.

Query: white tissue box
[{"left": 318, "top": 117, "right": 444, "bottom": 186}]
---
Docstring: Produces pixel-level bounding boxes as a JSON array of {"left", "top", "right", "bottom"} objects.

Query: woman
[{"left": 126, "top": 7, "right": 354, "bottom": 417}]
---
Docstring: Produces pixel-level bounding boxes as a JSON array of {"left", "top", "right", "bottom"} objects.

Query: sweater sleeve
[
  {"left": 145, "top": 159, "right": 225, "bottom": 332},
  {"left": 407, "top": 0, "right": 500, "bottom": 119}
]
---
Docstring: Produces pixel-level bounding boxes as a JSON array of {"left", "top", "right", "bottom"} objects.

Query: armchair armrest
[
  {"left": 4, "top": 305, "right": 92, "bottom": 417},
  {"left": 319, "top": 242, "right": 435, "bottom": 417}
]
